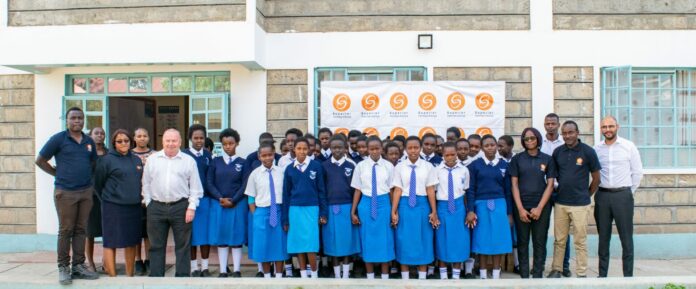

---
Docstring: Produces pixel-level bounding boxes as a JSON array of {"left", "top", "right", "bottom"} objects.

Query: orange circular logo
[
  {"left": 334, "top": 128, "right": 349, "bottom": 136},
  {"left": 418, "top": 127, "right": 437, "bottom": 139},
  {"left": 447, "top": 92, "right": 466, "bottom": 110},
  {"left": 418, "top": 92, "right": 437, "bottom": 111},
  {"left": 476, "top": 127, "right": 493, "bottom": 136},
  {"left": 389, "top": 92, "right": 408, "bottom": 111},
  {"left": 475, "top": 93, "right": 494, "bottom": 111},
  {"left": 390, "top": 127, "right": 409, "bottom": 139},
  {"left": 332, "top": 94, "right": 351, "bottom": 112},
  {"left": 363, "top": 127, "right": 380, "bottom": 137},
  {"left": 458, "top": 128, "right": 466, "bottom": 139},
  {"left": 361, "top": 93, "right": 380, "bottom": 111}
]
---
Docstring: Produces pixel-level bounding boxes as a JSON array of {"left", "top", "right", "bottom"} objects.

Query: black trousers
[
  {"left": 594, "top": 187, "right": 634, "bottom": 277},
  {"left": 513, "top": 203, "right": 551, "bottom": 278},
  {"left": 147, "top": 199, "right": 192, "bottom": 277}
]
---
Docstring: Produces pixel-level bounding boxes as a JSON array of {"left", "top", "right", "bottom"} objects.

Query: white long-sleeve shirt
[
  {"left": 594, "top": 136, "right": 644, "bottom": 193},
  {"left": 142, "top": 150, "right": 204, "bottom": 210}
]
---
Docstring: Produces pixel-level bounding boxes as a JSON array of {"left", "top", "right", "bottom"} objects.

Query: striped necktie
[
  {"left": 408, "top": 165, "right": 417, "bottom": 208},
  {"left": 268, "top": 169, "right": 278, "bottom": 227}
]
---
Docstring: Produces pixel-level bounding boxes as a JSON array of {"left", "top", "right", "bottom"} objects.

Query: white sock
[
  {"left": 492, "top": 268, "right": 501, "bottom": 279},
  {"left": 381, "top": 273, "right": 389, "bottom": 279},
  {"left": 218, "top": 248, "right": 229, "bottom": 273},
  {"left": 232, "top": 248, "right": 242, "bottom": 272},
  {"left": 285, "top": 264, "right": 293, "bottom": 276},
  {"left": 452, "top": 268, "right": 461, "bottom": 279},
  {"left": 201, "top": 259, "right": 209, "bottom": 270},
  {"left": 306, "top": 264, "right": 312, "bottom": 276},
  {"left": 258, "top": 263, "right": 263, "bottom": 272},
  {"left": 264, "top": 273, "right": 271, "bottom": 279},
  {"left": 513, "top": 248, "right": 519, "bottom": 266},
  {"left": 311, "top": 270, "right": 319, "bottom": 279},
  {"left": 439, "top": 267, "right": 448, "bottom": 279},
  {"left": 427, "top": 266, "right": 435, "bottom": 275},
  {"left": 300, "top": 270, "right": 308, "bottom": 278},
  {"left": 418, "top": 271, "right": 426, "bottom": 280},
  {"left": 342, "top": 264, "right": 350, "bottom": 279},
  {"left": 334, "top": 266, "right": 341, "bottom": 279},
  {"left": 465, "top": 259, "right": 474, "bottom": 274},
  {"left": 401, "top": 271, "right": 410, "bottom": 279},
  {"left": 390, "top": 267, "right": 398, "bottom": 274},
  {"left": 275, "top": 272, "right": 283, "bottom": 278},
  {"left": 367, "top": 273, "right": 375, "bottom": 279},
  {"left": 480, "top": 269, "right": 488, "bottom": 279},
  {"left": 191, "top": 260, "right": 199, "bottom": 272}
]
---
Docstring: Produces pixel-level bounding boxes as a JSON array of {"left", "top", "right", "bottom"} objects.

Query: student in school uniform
[
  {"left": 86, "top": 126, "right": 108, "bottom": 273},
  {"left": 282, "top": 137, "right": 328, "bottom": 279},
  {"left": 498, "top": 134, "right": 519, "bottom": 274},
  {"left": 183, "top": 124, "right": 213, "bottom": 277},
  {"left": 317, "top": 128, "right": 333, "bottom": 162},
  {"left": 421, "top": 133, "right": 443, "bottom": 166},
  {"left": 350, "top": 136, "right": 395, "bottom": 280},
  {"left": 321, "top": 136, "right": 360, "bottom": 279},
  {"left": 456, "top": 138, "right": 471, "bottom": 167},
  {"left": 435, "top": 135, "right": 445, "bottom": 157},
  {"left": 278, "top": 128, "right": 303, "bottom": 168},
  {"left": 385, "top": 142, "right": 402, "bottom": 166},
  {"left": 465, "top": 134, "right": 513, "bottom": 280},
  {"left": 131, "top": 128, "right": 155, "bottom": 275},
  {"left": 427, "top": 142, "right": 470, "bottom": 280},
  {"left": 391, "top": 136, "right": 439, "bottom": 280},
  {"left": 351, "top": 135, "right": 368, "bottom": 163},
  {"left": 347, "top": 130, "right": 362, "bottom": 159},
  {"left": 206, "top": 128, "right": 247, "bottom": 278}
]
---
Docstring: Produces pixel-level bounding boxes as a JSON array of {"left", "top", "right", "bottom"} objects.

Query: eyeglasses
[
  {"left": 523, "top": 136, "right": 537, "bottom": 142},
  {"left": 115, "top": 139, "right": 130, "bottom": 144}
]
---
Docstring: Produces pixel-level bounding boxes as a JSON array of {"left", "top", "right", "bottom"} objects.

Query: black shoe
[
  {"left": 191, "top": 270, "right": 201, "bottom": 277},
  {"left": 175, "top": 273, "right": 190, "bottom": 277},
  {"left": 426, "top": 274, "right": 437, "bottom": 279},
  {"left": 389, "top": 272, "right": 401, "bottom": 279},
  {"left": 256, "top": 271, "right": 264, "bottom": 278},
  {"left": 532, "top": 273, "right": 544, "bottom": 279},
  {"left": 58, "top": 265, "right": 72, "bottom": 285},
  {"left": 513, "top": 265, "right": 520, "bottom": 274},
  {"left": 562, "top": 268, "right": 572, "bottom": 277},
  {"left": 135, "top": 260, "right": 146, "bottom": 276},
  {"left": 72, "top": 264, "right": 99, "bottom": 280},
  {"left": 144, "top": 259, "right": 150, "bottom": 270},
  {"left": 218, "top": 272, "right": 228, "bottom": 278},
  {"left": 232, "top": 271, "right": 242, "bottom": 278},
  {"left": 200, "top": 269, "right": 211, "bottom": 277},
  {"left": 546, "top": 270, "right": 562, "bottom": 278},
  {"left": 577, "top": 275, "right": 587, "bottom": 278},
  {"left": 464, "top": 273, "right": 475, "bottom": 279}
]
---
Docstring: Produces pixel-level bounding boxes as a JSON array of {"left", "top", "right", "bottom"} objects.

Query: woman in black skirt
[
  {"left": 94, "top": 129, "right": 144, "bottom": 277},
  {"left": 86, "top": 126, "right": 107, "bottom": 272}
]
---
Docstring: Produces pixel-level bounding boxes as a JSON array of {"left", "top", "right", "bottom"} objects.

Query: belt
[
  {"left": 152, "top": 198, "right": 187, "bottom": 205},
  {"left": 598, "top": 186, "right": 630, "bottom": 193}
]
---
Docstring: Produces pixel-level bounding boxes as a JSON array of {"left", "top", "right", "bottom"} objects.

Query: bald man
[
  {"left": 594, "top": 116, "right": 643, "bottom": 277},
  {"left": 142, "top": 129, "right": 204, "bottom": 277}
]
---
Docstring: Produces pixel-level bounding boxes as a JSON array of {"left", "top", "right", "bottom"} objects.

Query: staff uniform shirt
[
  {"left": 552, "top": 140, "right": 601, "bottom": 206},
  {"left": 39, "top": 130, "right": 97, "bottom": 190},
  {"left": 508, "top": 151, "right": 557, "bottom": 208}
]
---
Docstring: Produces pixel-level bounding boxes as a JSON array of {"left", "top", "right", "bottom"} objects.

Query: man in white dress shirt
[
  {"left": 142, "top": 129, "right": 204, "bottom": 277},
  {"left": 594, "top": 116, "right": 643, "bottom": 277}
]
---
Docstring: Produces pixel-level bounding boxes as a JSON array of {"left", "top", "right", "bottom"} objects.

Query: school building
[{"left": 0, "top": 0, "right": 694, "bottom": 255}]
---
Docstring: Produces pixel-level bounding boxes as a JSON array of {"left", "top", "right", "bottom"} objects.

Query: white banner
[{"left": 321, "top": 81, "right": 506, "bottom": 139}]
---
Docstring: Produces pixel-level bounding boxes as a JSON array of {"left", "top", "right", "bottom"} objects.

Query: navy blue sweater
[
  {"left": 182, "top": 149, "right": 212, "bottom": 197},
  {"left": 424, "top": 154, "right": 443, "bottom": 166},
  {"left": 466, "top": 157, "right": 513, "bottom": 214},
  {"left": 207, "top": 156, "right": 246, "bottom": 203},
  {"left": 282, "top": 159, "right": 328, "bottom": 226},
  {"left": 93, "top": 151, "right": 143, "bottom": 205},
  {"left": 321, "top": 159, "right": 355, "bottom": 205}
]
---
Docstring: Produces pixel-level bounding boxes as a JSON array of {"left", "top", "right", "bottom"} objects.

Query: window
[
  {"left": 313, "top": 67, "right": 427, "bottom": 134},
  {"left": 602, "top": 67, "right": 696, "bottom": 168}
]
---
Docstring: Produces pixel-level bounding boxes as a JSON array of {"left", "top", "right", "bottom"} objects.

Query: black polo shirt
[
  {"left": 552, "top": 140, "right": 601, "bottom": 206},
  {"left": 39, "top": 130, "right": 97, "bottom": 190},
  {"left": 508, "top": 150, "right": 557, "bottom": 209}
]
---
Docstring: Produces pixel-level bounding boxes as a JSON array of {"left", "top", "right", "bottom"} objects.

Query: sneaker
[
  {"left": 191, "top": 270, "right": 201, "bottom": 277},
  {"left": 546, "top": 270, "right": 562, "bottom": 278},
  {"left": 218, "top": 272, "right": 228, "bottom": 278},
  {"left": 200, "top": 269, "right": 211, "bottom": 277},
  {"left": 256, "top": 271, "right": 265, "bottom": 277},
  {"left": 562, "top": 268, "right": 572, "bottom": 277},
  {"left": 58, "top": 265, "right": 72, "bottom": 285},
  {"left": 72, "top": 264, "right": 99, "bottom": 280},
  {"left": 135, "top": 260, "right": 146, "bottom": 276},
  {"left": 232, "top": 271, "right": 242, "bottom": 278}
]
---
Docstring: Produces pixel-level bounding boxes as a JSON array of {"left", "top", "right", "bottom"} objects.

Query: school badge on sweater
[
  {"left": 235, "top": 163, "right": 243, "bottom": 172},
  {"left": 309, "top": 170, "right": 317, "bottom": 180},
  {"left": 344, "top": 168, "right": 353, "bottom": 177}
]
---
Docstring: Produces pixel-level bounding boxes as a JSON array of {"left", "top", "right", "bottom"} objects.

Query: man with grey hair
[
  {"left": 142, "top": 129, "right": 204, "bottom": 277},
  {"left": 594, "top": 116, "right": 643, "bottom": 277}
]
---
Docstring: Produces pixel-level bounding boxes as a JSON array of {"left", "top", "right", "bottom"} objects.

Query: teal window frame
[
  {"left": 601, "top": 66, "right": 696, "bottom": 169},
  {"left": 63, "top": 71, "right": 231, "bottom": 153},
  {"left": 313, "top": 67, "right": 427, "bottom": 134}
]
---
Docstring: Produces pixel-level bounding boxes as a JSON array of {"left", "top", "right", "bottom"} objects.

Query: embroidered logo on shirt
[
  {"left": 576, "top": 157, "right": 583, "bottom": 166},
  {"left": 540, "top": 163, "right": 546, "bottom": 172},
  {"left": 86, "top": 144, "right": 92, "bottom": 152},
  {"left": 309, "top": 170, "right": 317, "bottom": 180},
  {"left": 344, "top": 167, "right": 353, "bottom": 177},
  {"left": 235, "top": 163, "right": 243, "bottom": 172}
]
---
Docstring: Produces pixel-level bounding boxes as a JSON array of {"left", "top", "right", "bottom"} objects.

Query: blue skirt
[
  {"left": 435, "top": 199, "right": 470, "bottom": 263},
  {"left": 252, "top": 207, "right": 289, "bottom": 262},
  {"left": 472, "top": 198, "right": 512, "bottom": 255},
  {"left": 208, "top": 199, "right": 248, "bottom": 246},
  {"left": 248, "top": 210, "right": 255, "bottom": 259},
  {"left": 322, "top": 203, "right": 360, "bottom": 257},
  {"left": 357, "top": 194, "right": 395, "bottom": 263},
  {"left": 287, "top": 206, "right": 319, "bottom": 254},
  {"left": 395, "top": 196, "right": 434, "bottom": 265},
  {"left": 192, "top": 196, "right": 211, "bottom": 246}
]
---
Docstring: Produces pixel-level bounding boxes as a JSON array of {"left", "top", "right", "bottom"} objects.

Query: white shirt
[
  {"left": 482, "top": 157, "right": 501, "bottom": 167},
  {"left": 501, "top": 152, "right": 515, "bottom": 163},
  {"left": 244, "top": 164, "right": 285, "bottom": 207},
  {"left": 293, "top": 157, "right": 311, "bottom": 172},
  {"left": 392, "top": 158, "right": 436, "bottom": 196},
  {"left": 541, "top": 134, "right": 564, "bottom": 156},
  {"left": 594, "top": 136, "right": 644, "bottom": 193},
  {"left": 351, "top": 157, "right": 394, "bottom": 197},
  {"left": 189, "top": 147, "right": 204, "bottom": 157},
  {"left": 420, "top": 151, "right": 437, "bottom": 162},
  {"left": 142, "top": 150, "right": 204, "bottom": 210},
  {"left": 222, "top": 153, "right": 238, "bottom": 165},
  {"left": 277, "top": 152, "right": 295, "bottom": 168},
  {"left": 321, "top": 148, "right": 332, "bottom": 159},
  {"left": 331, "top": 156, "right": 355, "bottom": 167},
  {"left": 427, "top": 162, "right": 470, "bottom": 201}
]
